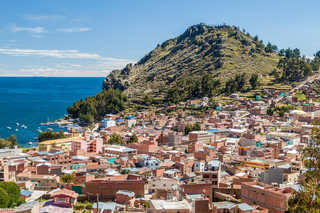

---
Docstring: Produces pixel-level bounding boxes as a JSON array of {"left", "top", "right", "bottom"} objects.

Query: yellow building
[
  {"left": 39, "top": 137, "right": 80, "bottom": 152},
  {"left": 245, "top": 159, "right": 274, "bottom": 170}
]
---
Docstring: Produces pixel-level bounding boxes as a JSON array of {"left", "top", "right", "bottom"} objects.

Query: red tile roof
[
  {"left": 0, "top": 209, "right": 15, "bottom": 213},
  {"left": 51, "top": 189, "right": 79, "bottom": 198}
]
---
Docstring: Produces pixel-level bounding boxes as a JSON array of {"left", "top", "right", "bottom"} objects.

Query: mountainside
[{"left": 103, "top": 24, "right": 280, "bottom": 103}]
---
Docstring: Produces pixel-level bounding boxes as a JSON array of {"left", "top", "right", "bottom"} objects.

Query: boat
[
  {"left": 16, "top": 123, "right": 19, "bottom": 126},
  {"left": 27, "top": 142, "right": 32, "bottom": 145},
  {"left": 46, "top": 128, "right": 53, "bottom": 131},
  {"left": 48, "top": 122, "right": 60, "bottom": 126},
  {"left": 34, "top": 137, "right": 38, "bottom": 141},
  {"left": 24, "top": 126, "right": 27, "bottom": 129},
  {"left": 7, "top": 127, "right": 11, "bottom": 130},
  {"left": 15, "top": 129, "right": 18, "bottom": 132}
]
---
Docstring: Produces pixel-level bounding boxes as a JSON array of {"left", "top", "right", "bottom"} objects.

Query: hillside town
[{"left": 0, "top": 81, "right": 319, "bottom": 213}]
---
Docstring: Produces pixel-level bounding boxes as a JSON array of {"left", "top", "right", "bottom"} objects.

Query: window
[
  {"left": 163, "top": 184, "right": 166, "bottom": 186},
  {"left": 57, "top": 198, "right": 67, "bottom": 203}
]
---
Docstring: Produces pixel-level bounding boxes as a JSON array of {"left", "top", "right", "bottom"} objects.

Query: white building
[
  {"left": 101, "top": 118, "right": 116, "bottom": 129},
  {"left": 194, "top": 161, "right": 205, "bottom": 172}
]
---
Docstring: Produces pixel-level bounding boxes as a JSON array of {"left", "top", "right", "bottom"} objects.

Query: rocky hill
[{"left": 102, "top": 24, "right": 280, "bottom": 103}]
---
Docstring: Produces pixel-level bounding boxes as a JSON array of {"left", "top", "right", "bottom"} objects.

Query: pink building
[{"left": 72, "top": 133, "right": 103, "bottom": 154}]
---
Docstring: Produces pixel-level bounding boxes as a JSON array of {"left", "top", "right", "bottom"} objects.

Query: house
[
  {"left": 116, "top": 190, "right": 135, "bottom": 206},
  {"left": 14, "top": 200, "right": 39, "bottom": 213},
  {"left": 92, "top": 202, "right": 116, "bottom": 213},
  {"left": 50, "top": 189, "right": 79, "bottom": 208},
  {"left": 20, "top": 189, "right": 33, "bottom": 202},
  {"left": 150, "top": 199, "right": 192, "bottom": 213}
]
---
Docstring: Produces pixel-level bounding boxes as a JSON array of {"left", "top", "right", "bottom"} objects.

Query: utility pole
[{"left": 97, "top": 193, "right": 99, "bottom": 213}]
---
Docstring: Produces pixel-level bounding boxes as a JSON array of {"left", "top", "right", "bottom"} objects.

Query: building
[
  {"left": 266, "top": 132, "right": 300, "bottom": 145},
  {"left": 202, "top": 160, "right": 221, "bottom": 188},
  {"left": 116, "top": 190, "right": 135, "bottom": 206},
  {"left": 241, "top": 181, "right": 292, "bottom": 213},
  {"left": 0, "top": 146, "right": 22, "bottom": 158},
  {"left": 189, "top": 131, "right": 213, "bottom": 144},
  {"left": 150, "top": 199, "right": 192, "bottom": 213},
  {"left": 148, "top": 177, "right": 179, "bottom": 194},
  {"left": 302, "top": 102, "right": 320, "bottom": 112},
  {"left": 16, "top": 173, "right": 59, "bottom": 190},
  {"left": 92, "top": 202, "right": 116, "bottom": 213},
  {"left": 51, "top": 189, "right": 79, "bottom": 208},
  {"left": 104, "top": 145, "right": 137, "bottom": 157},
  {"left": 102, "top": 118, "right": 116, "bottom": 129},
  {"left": 14, "top": 200, "right": 39, "bottom": 213},
  {"left": 85, "top": 179, "right": 145, "bottom": 201},
  {"left": 72, "top": 135, "right": 103, "bottom": 154},
  {"left": 39, "top": 138, "right": 79, "bottom": 152}
]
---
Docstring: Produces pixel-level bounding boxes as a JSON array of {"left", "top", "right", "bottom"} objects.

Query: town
[{"left": 0, "top": 79, "right": 318, "bottom": 213}]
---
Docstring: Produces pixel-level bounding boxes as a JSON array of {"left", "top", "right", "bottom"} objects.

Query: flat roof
[{"left": 150, "top": 199, "right": 191, "bottom": 210}]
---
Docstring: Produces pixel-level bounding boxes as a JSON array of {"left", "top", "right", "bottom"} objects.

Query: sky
[{"left": 0, "top": 0, "right": 320, "bottom": 77}]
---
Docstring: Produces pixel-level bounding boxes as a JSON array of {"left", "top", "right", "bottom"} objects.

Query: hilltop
[{"left": 102, "top": 24, "right": 280, "bottom": 103}]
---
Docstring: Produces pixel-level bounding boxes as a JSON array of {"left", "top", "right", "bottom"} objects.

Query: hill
[{"left": 102, "top": 24, "right": 280, "bottom": 103}]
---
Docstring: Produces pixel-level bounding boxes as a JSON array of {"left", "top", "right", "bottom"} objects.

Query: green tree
[
  {"left": 265, "top": 42, "right": 273, "bottom": 53},
  {"left": 60, "top": 174, "right": 76, "bottom": 183},
  {"left": 267, "top": 107, "right": 274, "bottom": 116},
  {"left": 89, "top": 124, "right": 96, "bottom": 132},
  {"left": 249, "top": 73, "right": 260, "bottom": 90},
  {"left": 0, "top": 135, "right": 19, "bottom": 149},
  {"left": 38, "top": 130, "right": 66, "bottom": 142},
  {"left": 128, "top": 133, "right": 138, "bottom": 143},
  {"left": 184, "top": 124, "right": 193, "bottom": 135},
  {"left": 193, "top": 123, "right": 201, "bottom": 131},
  {"left": 288, "top": 122, "right": 320, "bottom": 212},
  {"left": 278, "top": 108, "right": 285, "bottom": 117},
  {"left": 0, "top": 182, "right": 22, "bottom": 208},
  {"left": 109, "top": 133, "right": 124, "bottom": 145}
]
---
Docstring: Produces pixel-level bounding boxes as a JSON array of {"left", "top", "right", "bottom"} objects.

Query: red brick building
[
  {"left": 85, "top": 179, "right": 145, "bottom": 201},
  {"left": 241, "top": 182, "right": 292, "bottom": 213}
]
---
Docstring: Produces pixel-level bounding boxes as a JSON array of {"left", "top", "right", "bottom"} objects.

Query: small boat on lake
[
  {"left": 7, "top": 127, "right": 11, "bottom": 130},
  {"left": 27, "top": 142, "right": 32, "bottom": 145},
  {"left": 15, "top": 129, "right": 18, "bottom": 132},
  {"left": 16, "top": 123, "right": 19, "bottom": 126}
]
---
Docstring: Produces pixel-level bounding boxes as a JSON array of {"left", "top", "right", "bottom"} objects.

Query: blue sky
[{"left": 0, "top": 0, "right": 319, "bottom": 77}]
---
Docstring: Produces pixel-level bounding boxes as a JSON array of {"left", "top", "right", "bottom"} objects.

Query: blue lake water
[{"left": 0, "top": 77, "right": 105, "bottom": 147}]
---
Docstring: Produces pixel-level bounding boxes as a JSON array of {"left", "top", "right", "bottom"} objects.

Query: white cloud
[
  {"left": 10, "top": 24, "right": 46, "bottom": 34},
  {"left": 30, "top": 35, "right": 45, "bottom": 38},
  {"left": 56, "top": 28, "right": 91, "bottom": 33},
  {"left": 0, "top": 48, "right": 101, "bottom": 59},
  {"left": 0, "top": 48, "right": 137, "bottom": 77},
  {"left": 23, "top": 15, "right": 64, "bottom": 21},
  {"left": 0, "top": 48, "right": 137, "bottom": 65}
]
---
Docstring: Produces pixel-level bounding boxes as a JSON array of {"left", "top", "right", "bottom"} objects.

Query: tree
[
  {"left": 120, "top": 169, "right": 131, "bottom": 174},
  {"left": 38, "top": 130, "right": 65, "bottom": 142},
  {"left": 184, "top": 124, "right": 193, "bottom": 135},
  {"left": 288, "top": 121, "right": 320, "bottom": 211},
  {"left": 0, "top": 135, "right": 19, "bottom": 149},
  {"left": 128, "top": 133, "right": 138, "bottom": 143},
  {"left": 249, "top": 73, "right": 260, "bottom": 90},
  {"left": 278, "top": 108, "right": 285, "bottom": 117},
  {"left": 193, "top": 123, "right": 201, "bottom": 131},
  {"left": 265, "top": 42, "right": 273, "bottom": 53},
  {"left": 89, "top": 124, "right": 95, "bottom": 132},
  {"left": 60, "top": 174, "right": 76, "bottom": 183},
  {"left": 109, "top": 133, "right": 124, "bottom": 145},
  {"left": 267, "top": 107, "right": 274, "bottom": 116},
  {"left": 79, "top": 113, "right": 94, "bottom": 123},
  {"left": 0, "top": 182, "right": 22, "bottom": 208}
]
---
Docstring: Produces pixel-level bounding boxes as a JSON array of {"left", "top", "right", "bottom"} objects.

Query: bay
[{"left": 0, "top": 77, "right": 105, "bottom": 147}]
